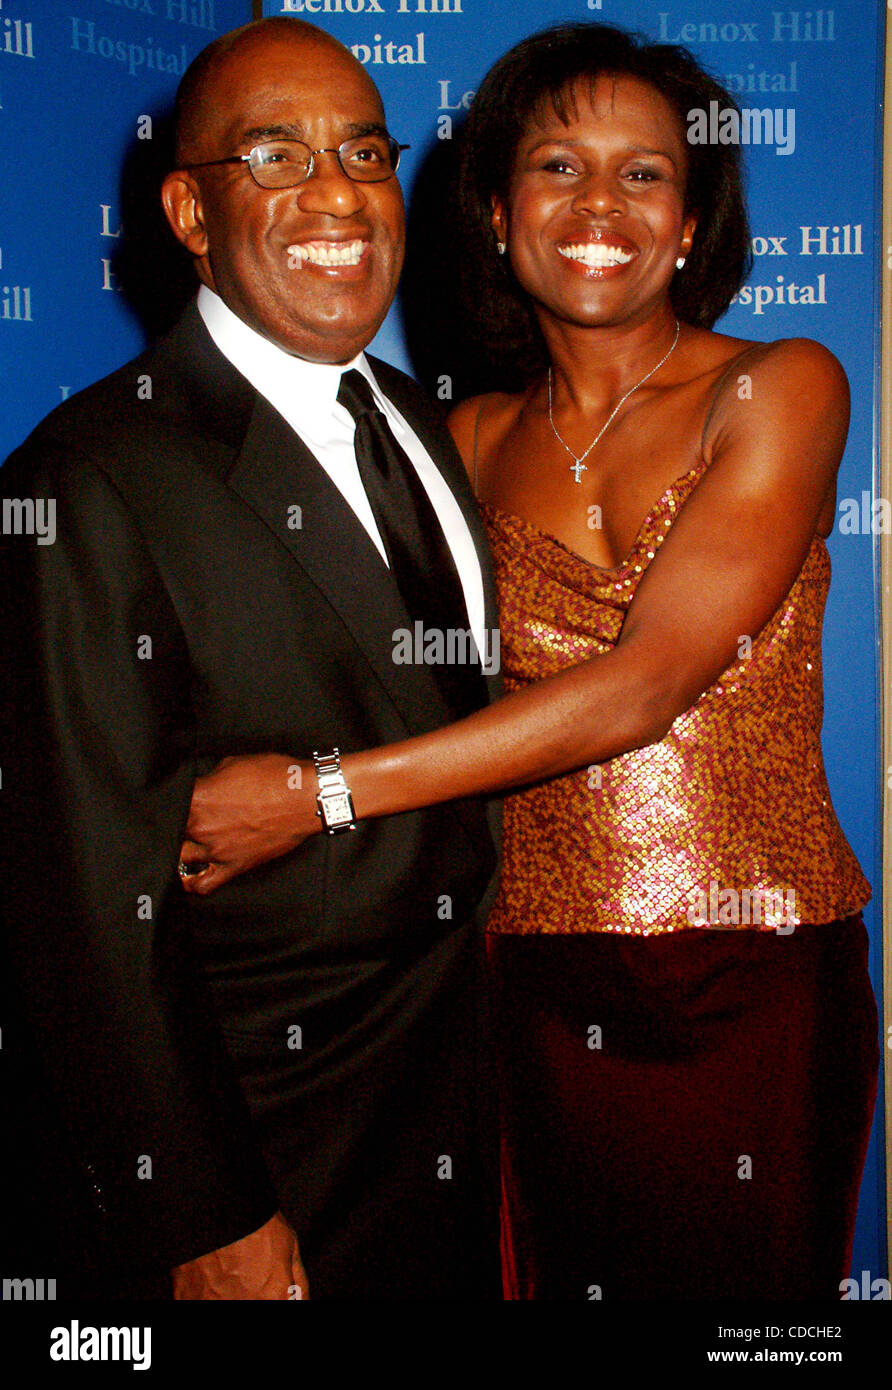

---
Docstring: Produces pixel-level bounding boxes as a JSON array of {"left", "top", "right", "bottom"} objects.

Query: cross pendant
[{"left": 570, "top": 460, "right": 588, "bottom": 484}]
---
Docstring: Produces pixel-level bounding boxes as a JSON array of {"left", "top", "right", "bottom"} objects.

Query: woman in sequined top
[{"left": 182, "top": 23, "right": 877, "bottom": 1299}]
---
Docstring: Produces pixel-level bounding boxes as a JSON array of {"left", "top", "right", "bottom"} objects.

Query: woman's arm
[
  {"left": 350, "top": 340, "right": 847, "bottom": 796},
  {"left": 180, "top": 339, "right": 847, "bottom": 891}
]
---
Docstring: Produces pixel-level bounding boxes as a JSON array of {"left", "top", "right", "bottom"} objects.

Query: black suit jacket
[{"left": 0, "top": 303, "right": 502, "bottom": 1299}]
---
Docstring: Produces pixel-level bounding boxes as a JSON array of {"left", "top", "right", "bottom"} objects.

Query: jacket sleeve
[{"left": 0, "top": 437, "right": 278, "bottom": 1273}]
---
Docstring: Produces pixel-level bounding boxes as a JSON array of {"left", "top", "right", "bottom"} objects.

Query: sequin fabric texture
[{"left": 482, "top": 464, "right": 871, "bottom": 935}]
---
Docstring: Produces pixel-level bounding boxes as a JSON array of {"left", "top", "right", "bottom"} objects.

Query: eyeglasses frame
[{"left": 179, "top": 135, "right": 411, "bottom": 188}]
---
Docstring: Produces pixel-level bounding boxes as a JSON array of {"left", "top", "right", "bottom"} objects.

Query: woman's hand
[{"left": 178, "top": 754, "right": 318, "bottom": 894}]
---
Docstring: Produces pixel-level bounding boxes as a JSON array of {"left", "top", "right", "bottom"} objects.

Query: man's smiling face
[{"left": 162, "top": 29, "right": 405, "bottom": 364}]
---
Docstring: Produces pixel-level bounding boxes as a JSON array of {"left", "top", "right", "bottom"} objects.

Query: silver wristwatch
[{"left": 312, "top": 748, "right": 357, "bottom": 834}]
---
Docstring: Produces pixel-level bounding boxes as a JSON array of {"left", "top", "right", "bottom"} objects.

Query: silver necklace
[{"left": 548, "top": 319, "right": 681, "bottom": 483}]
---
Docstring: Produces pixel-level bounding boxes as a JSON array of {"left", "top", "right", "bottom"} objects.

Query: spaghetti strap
[
  {"left": 472, "top": 399, "right": 484, "bottom": 497},
  {"left": 466, "top": 397, "right": 486, "bottom": 500}
]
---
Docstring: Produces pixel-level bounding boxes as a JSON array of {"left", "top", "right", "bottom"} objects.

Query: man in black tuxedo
[{"left": 1, "top": 17, "right": 499, "bottom": 1300}]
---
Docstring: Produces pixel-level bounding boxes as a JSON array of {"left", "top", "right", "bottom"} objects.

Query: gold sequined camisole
[{"left": 482, "top": 461, "right": 871, "bottom": 935}]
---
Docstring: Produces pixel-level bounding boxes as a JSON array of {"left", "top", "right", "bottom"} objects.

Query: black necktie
[{"left": 338, "top": 370, "right": 484, "bottom": 713}]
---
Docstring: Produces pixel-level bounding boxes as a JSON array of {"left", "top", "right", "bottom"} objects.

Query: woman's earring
[
  {"left": 497, "top": 242, "right": 506, "bottom": 256},
  {"left": 675, "top": 256, "right": 687, "bottom": 270}
]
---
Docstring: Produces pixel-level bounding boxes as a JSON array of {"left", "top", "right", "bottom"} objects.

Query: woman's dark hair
[{"left": 457, "top": 22, "right": 752, "bottom": 384}]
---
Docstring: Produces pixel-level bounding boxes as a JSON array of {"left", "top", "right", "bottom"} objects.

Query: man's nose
[{"left": 295, "top": 150, "right": 366, "bottom": 216}]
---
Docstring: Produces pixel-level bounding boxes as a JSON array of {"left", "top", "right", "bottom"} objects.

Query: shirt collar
[{"left": 196, "top": 285, "right": 385, "bottom": 435}]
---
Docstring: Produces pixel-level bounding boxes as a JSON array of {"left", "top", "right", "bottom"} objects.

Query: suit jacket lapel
[
  {"left": 226, "top": 393, "right": 464, "bottom": 734},
  {"left": 162, "top": 304, "right": 502, "bottom": 748}
]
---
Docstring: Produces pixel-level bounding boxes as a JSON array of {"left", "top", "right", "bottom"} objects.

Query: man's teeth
[
  {"left": 557, "top": 243, "right": 635, "bottom": 267},
  {"left": 288, "top": 239, "right": 366, "bottom": 267}
]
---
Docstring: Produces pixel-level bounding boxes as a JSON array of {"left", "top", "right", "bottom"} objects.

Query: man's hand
[
  {"left": 171, "top": 1210, "right": 309, "bottom": 1300},
  {"left": 178, "top": 754, "right": 317, "bottom": 894}
]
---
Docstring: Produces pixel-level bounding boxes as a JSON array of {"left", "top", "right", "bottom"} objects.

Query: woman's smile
[{"left": 555, "top": 231, "right": 639, "bottom": 274}]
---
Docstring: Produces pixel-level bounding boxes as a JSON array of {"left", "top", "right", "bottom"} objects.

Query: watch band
[{"left": 312, "top": 747, "right": 357, "bottom": 834}]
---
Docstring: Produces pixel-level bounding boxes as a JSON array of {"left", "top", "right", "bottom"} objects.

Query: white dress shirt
[{"left": 197, "top": 287, "right": 486, "bottom": 654}]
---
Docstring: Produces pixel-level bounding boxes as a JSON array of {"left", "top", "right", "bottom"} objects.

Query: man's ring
[{"left": 178, "top": 860, "right": 209, "bottom": 878}]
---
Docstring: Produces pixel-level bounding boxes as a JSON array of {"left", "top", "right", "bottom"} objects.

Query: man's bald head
[
  {"left": 173, "top": 17, "right": 373, "bottom": 166},
  {"left": 161, "top": 14, "right": 405, "bottom": 363}
]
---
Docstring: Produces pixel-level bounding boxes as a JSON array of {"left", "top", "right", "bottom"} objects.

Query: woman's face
[{"left": 491, "top": 73, "right": 698, "bottom": 332}]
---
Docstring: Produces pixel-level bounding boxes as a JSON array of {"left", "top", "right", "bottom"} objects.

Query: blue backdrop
[{"left": 1, "top": 0, "right": 886, "bottom": 1287}]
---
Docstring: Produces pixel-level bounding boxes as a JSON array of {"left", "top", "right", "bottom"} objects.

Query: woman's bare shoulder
[
  {"left": 751, "top": 336, "right": 847, "bottom": 388},
  {"left": 697, "top": 333, "right": 850, "bottom": 516},
  {"left": 706, "top": 334, "right": 848, "bottom": 422},
  {"left": 688, "top": 326, "right": 847, "bottom": 392},
  {"left": 681, "top": 329, "right": 849, "bottom": 462}
]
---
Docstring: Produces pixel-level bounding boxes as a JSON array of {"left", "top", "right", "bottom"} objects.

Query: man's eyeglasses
[{"left": 181, "top": 135, "right": 410, "bottom": 189}]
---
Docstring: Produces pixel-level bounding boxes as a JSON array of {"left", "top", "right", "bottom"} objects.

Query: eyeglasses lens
[{"left": 249, "top": 137, "right": 402, "bottom": 188}]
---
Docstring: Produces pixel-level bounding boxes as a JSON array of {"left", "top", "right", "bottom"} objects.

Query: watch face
[{"left": 324, "top": 792, "right": 353, "bottom": 824}]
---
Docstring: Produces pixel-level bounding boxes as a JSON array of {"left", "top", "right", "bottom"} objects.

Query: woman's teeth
[{"left": 557, "top": 243, "right": 635, "bottom": 267}]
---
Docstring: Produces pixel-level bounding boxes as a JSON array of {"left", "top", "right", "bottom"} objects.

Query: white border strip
[{"left": 882, "top": 0, "right": 891, "bottom": 1271}]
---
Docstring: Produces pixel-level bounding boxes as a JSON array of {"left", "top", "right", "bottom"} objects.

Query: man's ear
[{"left": 161, "top": 170, "right": 208, "bottom": 257}]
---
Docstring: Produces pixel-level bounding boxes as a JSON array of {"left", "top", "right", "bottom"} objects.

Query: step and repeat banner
[
  {"left": 0, "top": 0, "right": 250, "bottom": 453},
  {"left": 0, "top": 0, "right": 887, "bottom": 1283}
]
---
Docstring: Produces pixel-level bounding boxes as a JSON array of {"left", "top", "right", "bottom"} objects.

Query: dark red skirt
[{"left": 488, "top": 917, "right": 878, "bottom": 1300}]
